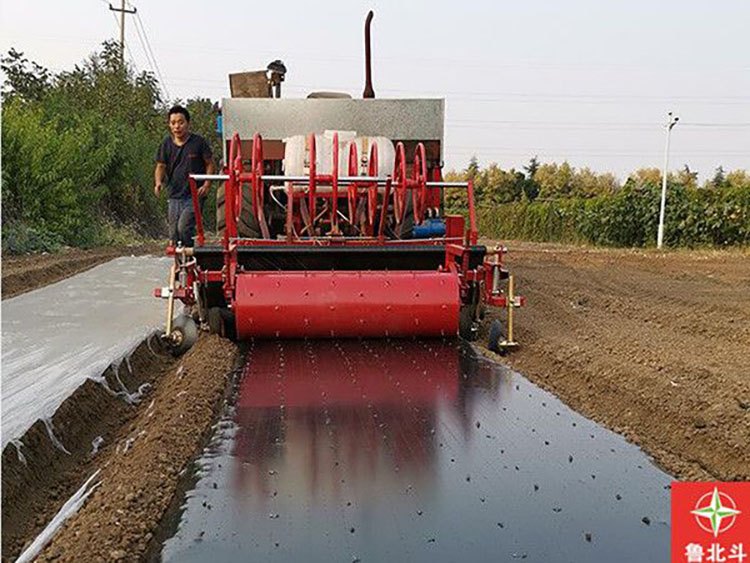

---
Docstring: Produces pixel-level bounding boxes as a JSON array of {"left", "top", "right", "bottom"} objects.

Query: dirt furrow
[{"left": 481, "top": 242, "right": 750, "bottom": 481}]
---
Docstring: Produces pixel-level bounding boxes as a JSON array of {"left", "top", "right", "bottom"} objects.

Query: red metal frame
[{"left": 160, "top": 130, "right": 515, "bottom": 339}]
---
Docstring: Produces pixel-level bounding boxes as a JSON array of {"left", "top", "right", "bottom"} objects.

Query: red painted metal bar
[
  {"left": 331, "top": 132, "right": 339, "bottom": 234},
  {"left": 187, "top": 177, "right": 205, "bottom": 246},
  {"left": 308, "top": 133, "right": 317, "bottom": 221},
  {"left": 226, "top": 135, "right": 240, "bottom": 242},
  {"left": 377, "top": 178, "right": 392, "bottom": 242},
  {"left": 229, "top": 236, "right": 464, "bottom": 247},
  {"left": 466, "top": 179, "right": 478, "bottom": 244}
]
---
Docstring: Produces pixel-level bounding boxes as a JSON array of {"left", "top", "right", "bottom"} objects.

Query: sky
[{"left": 2, "top": 0, "right": 749, "bottom": 181}]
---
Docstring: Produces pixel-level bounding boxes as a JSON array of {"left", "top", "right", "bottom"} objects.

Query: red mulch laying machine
[{"left": 154, "top": 13, "right": 523, "bottom": 353}]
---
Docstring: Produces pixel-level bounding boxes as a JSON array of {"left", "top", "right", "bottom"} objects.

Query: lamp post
[{"left": 657, "top": 112, "right": 679, "bottom": 249}]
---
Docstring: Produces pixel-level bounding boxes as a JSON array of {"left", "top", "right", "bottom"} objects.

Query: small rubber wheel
[
  {"left": 170, "top": 314, "right": 198, "bottom": 355},
  {"left": 488, "top": 319, "right": 505, "bottom": 353},
  {"left": 458, "top": 306, "right": 477, "bottom": 341},
  {"left": 207, "top": 307, "right": 225, "bottom": 337}
]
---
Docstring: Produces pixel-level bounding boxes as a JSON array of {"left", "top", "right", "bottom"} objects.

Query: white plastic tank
[
  {"left": 348, "top": 135, "right": 395, "bottom": 177},
  {"left": 283, "top": 131, "right": 395, "bottom": 180}
]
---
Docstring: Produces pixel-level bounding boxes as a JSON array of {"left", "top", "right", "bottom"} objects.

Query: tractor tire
[
  {"left": 220, "top": 307, "right": 237, "bottom": 341},
  {"left": 207, "top": 307, "right": 225, "bottom": 337},
  {"left": 216, "top": 184, "right": 262, "bottom": 238}
]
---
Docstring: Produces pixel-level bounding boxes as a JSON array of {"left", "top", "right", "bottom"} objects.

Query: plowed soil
[
  {"left": 31, "top": 335, "right": 239, "bottom": 562},
  {"left": 1, "top": 244, "right": 162, "bottom": 299},
  {"left": 480, "top": 241, "right": 750, "bottom": 481},
  {"left": 6, "top": 241, "right": 748, "bottom": 561}
]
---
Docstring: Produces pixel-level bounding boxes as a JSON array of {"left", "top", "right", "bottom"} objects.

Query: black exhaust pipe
[{"left": 363, "top": 10, "right": 375, "bottom": 98}]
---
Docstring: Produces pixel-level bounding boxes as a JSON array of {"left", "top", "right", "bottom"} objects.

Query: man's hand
[
  {"left": 154, "top": 183, "right": 162, "bottom": 197},
  {"left": 197, "top": 182, "right": 211, "bottom": 198}
]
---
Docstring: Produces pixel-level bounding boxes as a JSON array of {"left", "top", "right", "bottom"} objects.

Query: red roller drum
[{"left": 233, "top": 270, "right": 460, "bottom": 338}]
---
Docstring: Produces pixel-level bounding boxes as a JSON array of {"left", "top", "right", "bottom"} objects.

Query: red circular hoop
[
  {"left": 412, "top": 143, "right": 427, "bottom": 224},
  {"left": 307, "top": 133, "right": 317, "bottom": 219},
  {"left": 331, "top": 132, "right": 339, "bottom": 231},
  {"left": 393, "top": 142, "right": 407, "bottom": 224},
  {"left": 230, "top": 133, "right": 242, "bottom": 222},
  {"left": 251, "top": 133, "right": 264, "bottom": 221},
  {"left": 367, "top": 143, "right": 379, "bottom": 229},
  {"left": 347, "top": 142, "right": 359, "bottom": 222}
]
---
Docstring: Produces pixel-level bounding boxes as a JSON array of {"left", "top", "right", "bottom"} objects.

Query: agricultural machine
[{"left": 155, "top": 12, "right": 523, "bottom": 352}]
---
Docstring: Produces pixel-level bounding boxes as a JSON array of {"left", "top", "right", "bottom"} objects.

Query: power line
[
  {"left": 131, "top": 5, "right": 170, "bottom": 101},
  {"left": 446, "top": 121, "right": 750, "bottom": 132},
  {"left": 160, "top": 76, "right": 750, "bottom": 106},
  {"left": 129, "top": 6, "right": 169, "bottom": 101}
]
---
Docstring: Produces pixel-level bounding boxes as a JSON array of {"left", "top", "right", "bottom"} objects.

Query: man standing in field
[{"left": 154, "top": 105, "right": 215, "bottom": 246}]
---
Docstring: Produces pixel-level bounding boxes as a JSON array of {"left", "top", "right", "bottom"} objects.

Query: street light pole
[{"left": 657, "top": 112, "right": 679, "bottom": 249}]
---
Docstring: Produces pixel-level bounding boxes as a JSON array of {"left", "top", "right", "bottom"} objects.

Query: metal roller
[{"left": 233, "top": 270, "right": 460, "bottom": 339}]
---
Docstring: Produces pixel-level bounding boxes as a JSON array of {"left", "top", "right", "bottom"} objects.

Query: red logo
[{"left": 672, "top": 482, "right": 750, "bottom": 562}]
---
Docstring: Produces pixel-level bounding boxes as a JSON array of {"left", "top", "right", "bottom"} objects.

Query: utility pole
[
  {"left": 657, "top": 112, "right": 679, "bottom": 249},
  {"left": 109, "top": 1, "right": 137, "bottom": 61}
]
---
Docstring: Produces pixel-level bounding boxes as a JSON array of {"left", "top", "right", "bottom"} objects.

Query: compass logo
[
  {"left": 672, "top": 482, "right": 750, "bottom": 563},
  {"left": 691, "top": 487, "right": 741, "bottom": 538}
]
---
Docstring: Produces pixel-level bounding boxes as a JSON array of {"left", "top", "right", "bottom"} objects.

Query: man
[{"left": 154, "top": 105, "right": 216, "bottom": 246}]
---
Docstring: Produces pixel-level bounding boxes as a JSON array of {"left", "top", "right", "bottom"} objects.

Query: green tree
[
  {"left": 709, "top": 166, "right": 727, "bottom": 189},
  {"left": 535, "top": 162, "right": 575, "bottom": 198},
  {"left": 522, "top": 156, "right": 540, "bottom": 201},
  {"left": 466, "top": 156, "right": 480, "bottom": 180},
  {"left": 0, "top": 48, "right": 52, "bottom": 102},
  {"left": 1, "top": 41, "right": 173, "bottom": 252},
  {"left": 726, "top": 170, "right": 750, "bottom": 190},
  {"left": 675, "top": 164, "right": 698, "bottom": 190}
]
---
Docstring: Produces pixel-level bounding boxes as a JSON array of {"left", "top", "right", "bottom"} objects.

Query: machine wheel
[
  {"left": 458, "top": 305, "right": 477, "bottom": 341},
  {"left": 488, "top": 319, "right": 505, "bottom": 354},
  {"left": 207, "top": 307, "right": 225, "bottom": 337},
  {"left": 220, "top": 307, "right": 237, "bottom": 341},
  {"left": 169, "top": 314, "right": 198, "bottom": 355},
  {"left": 216, "top": 184, "right": 262, "bottom": 238}
]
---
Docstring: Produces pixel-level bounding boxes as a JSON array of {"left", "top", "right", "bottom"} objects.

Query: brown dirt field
[
  {"left": 25, "top": 335, "right": 240, "bottom": 562},
  {"left": 1, "top": 243, "right": 163, "bottom": 300},
  {"left": 1, "top": 336, "right": 174, "bottom": 561},
  {"left": 479, "top": 241, "right": 750, "bottom": 482},
  {"left": 5, "top": 240, "right": 748, "bottom": 560}
]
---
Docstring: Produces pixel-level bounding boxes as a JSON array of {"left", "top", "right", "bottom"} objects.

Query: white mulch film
[
  {"left": 1, "top": 256, "right": 171, "bottom": 449},
  {"left": 14, "top": 470, "right": 102, "bottom": 563}
]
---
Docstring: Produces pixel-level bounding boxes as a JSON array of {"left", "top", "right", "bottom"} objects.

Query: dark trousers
[{"left": 168, "top": 198, "right": 200, "bottom": 247}]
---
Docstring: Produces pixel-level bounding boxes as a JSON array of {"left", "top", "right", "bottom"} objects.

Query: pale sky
[{"left": 2, "top": 0, "right": 749, "bottom": 181}]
